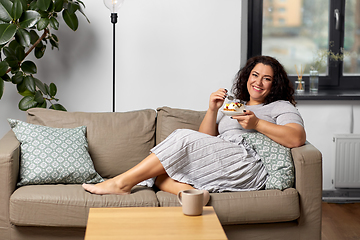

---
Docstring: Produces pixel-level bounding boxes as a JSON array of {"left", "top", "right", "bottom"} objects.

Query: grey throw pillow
[{"left": 8, "top": 119, "right": 104, "bottom": 186}]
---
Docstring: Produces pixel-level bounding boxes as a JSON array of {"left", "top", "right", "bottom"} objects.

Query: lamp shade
[{"left": 103, "top": 0, "right": 125, "bottom": 13}]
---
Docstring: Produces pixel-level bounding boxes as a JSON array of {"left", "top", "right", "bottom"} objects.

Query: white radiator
[{"left": 334, "top": 134, "right": 360, "bottom": 189}]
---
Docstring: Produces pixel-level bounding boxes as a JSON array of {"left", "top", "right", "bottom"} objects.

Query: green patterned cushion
[
  {"left": 8, "top": 119, "right": 104, "bottom": 186},
  {"left": 242, "top": 132, "right": 294, "bottom": 190}
]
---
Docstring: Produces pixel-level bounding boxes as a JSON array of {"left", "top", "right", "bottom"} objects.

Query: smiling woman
[
  {"left": 246, "top": 63, "right": 273, "bottom": 105},
  {"left": 232, "top": 55, "right": 296, "bottom": 107},
  {"left": 228, "top": 56, "right": 305, "bottom": 148},
  {"left": 83, "top": 55, "right": 306, "bottom": 199}
]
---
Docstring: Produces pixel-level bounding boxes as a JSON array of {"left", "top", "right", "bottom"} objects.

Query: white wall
[
  {"left": 1, "top": 0, "right": 241, "bottom": 132},
  {"left": 1, "top": 0, "right": 359, "bottom": 191},
  {"left": 297, "top": 101, "right": 360, "bottom": 190}
]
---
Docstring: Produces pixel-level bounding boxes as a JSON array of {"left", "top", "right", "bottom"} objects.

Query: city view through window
[{"left": 262, "top": 0, "right": 360, "bottom": 76}]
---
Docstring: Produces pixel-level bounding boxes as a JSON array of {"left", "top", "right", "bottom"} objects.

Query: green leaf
[
  {"left": 29, "top": 29, "right": 39, "bottom": 44},
  {"left": 15, "top": 28, "right": 31, "bottom": 47},
  {"left": 36, "top": 17, "right": 49, "bottom": 31},
  {"left": 67, "top": 2, "right": 79, "bottom": 14},
  {"left": 19, "top": 10, "right": 41, "bottom": 28},
  {"left": 11, "top": 0, "right": 23, "bottom": 20},
  {"left": 0, "top": 77, "right": 4, "bottom": 99},
  {"left": 28, "top": 0, "right": 37, "bottom": 10},
  {"left": 2, "top": 46, "right": 15, "bottom": 57},
  {"left": 14, "top": 43, "right": 25, "bottom": 60},
  {"left": 0, "top": 0, "right": 13, "bottom": 22},
  {"left": 0, "top": 23, "right": 17, "bottom": 45},
  {"left": 76, "top": 3, "right": 90, "bottom": 23},
  {"left": 18, "top": 88, "right": 33, "bottom": 96},
  {"left": 34, "top": 77, "right": 47, "bottom": 94},
  {"left": 0, "top": 58, "right": 9, "bottom": 75},
  {"left": 21, "top": 60, "right": 37, "bottom": 74},
  {"left": 16, "top": 79, "right": 25, "bottom": 92},
  {"left": 18, "top": 0, "right": 27, "bottom": 11},
  {"left": 5, "top": 55, "right": 18, "bottom": 68},
  {"left": 6, "top": 39, "right": 25, "bottom": 62},
  {"left": 10, "top": 65, "right": 19, "bottom": 72},
  {"left": 19, "top": 95, "right": 37, "bottom": 111},
  {"left": 8, "top": 39, "right": 23, "bottom": 51},
  {"left": 49, "top": 33, "right": 58, "bottom": 49},
  {"left": 75, "top": 0, "right": 86, "bottom": 9},
  {"left": 38, "top": 100, "right": 46, "bottom": 108},
  {"left": 1, "top": 73, "right": 10, "bottom": 81},
  {"left": 50, "top": 103, "right": 66, "bottom": 111},
  {"left": 53, "top": 0, "right": 64, "bottom": 12},
  {"left": 37, "top": 0, "right": 51, "bottom": 11},
  {"left": 11, "top": 70, "right": 23, "bottom": 84},
  {"left": 49, "top": 17, "right": 58, "bottom": 30},
  {"left": 34, "top": 90, "right": 44, "bottom": 103},
  {"left": 49, "top": 82, "right": 56, "bottom": 96},
  {"left": 34, "top": 44, "right": 45, "bottom": 58},
  {"left": 39, "top": 10, "right": 49, "bottom": 18},
  {"left": 47, "top": 0, "right": 55, "bottom": 12},
  {"left": 24, "top": 75, "right": 35, "bottom": 93},
  {"left": 62, "top": 9, "right": 78, "bottom": 31},
  {"left": 44, "top": 83, "right": 50, "bottom": 95}
]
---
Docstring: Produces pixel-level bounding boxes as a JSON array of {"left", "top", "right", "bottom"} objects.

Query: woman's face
[{"left": 246, "top": 63, "right": 274, "bottom": 105}]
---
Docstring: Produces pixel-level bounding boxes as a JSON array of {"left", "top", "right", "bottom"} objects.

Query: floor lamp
[{"left": 103, "top": 0, "right": 125, "bottom": 112}]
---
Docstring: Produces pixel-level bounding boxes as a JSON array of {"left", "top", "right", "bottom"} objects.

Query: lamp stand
[{"left": 111, "top": 13, "right": 118, "bottom": 112}]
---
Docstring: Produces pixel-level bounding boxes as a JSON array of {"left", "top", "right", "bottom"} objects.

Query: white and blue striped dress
[{"left": 140, "top": 100, "right": 304, "bottom": 193}]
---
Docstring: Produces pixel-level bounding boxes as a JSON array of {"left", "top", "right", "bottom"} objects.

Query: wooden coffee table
[{"left": 85, "top": 206, "right": 228, "bottom": 240}]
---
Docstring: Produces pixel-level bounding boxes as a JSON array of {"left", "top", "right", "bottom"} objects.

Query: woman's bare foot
[{"left": 82, "top": 177, "right": 131, "bottom": 195}]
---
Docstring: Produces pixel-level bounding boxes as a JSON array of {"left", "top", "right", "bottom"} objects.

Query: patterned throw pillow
[
  {"left": 8, "top": 119, "right": 104, "bottom": 186},
  {"left": 242, "top": 132, "right": 294, "bottom": 190}
]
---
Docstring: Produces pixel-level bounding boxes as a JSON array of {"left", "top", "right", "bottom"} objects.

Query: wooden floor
[{"left": 322, "top": 201, "right": 360, "bottom": 240}]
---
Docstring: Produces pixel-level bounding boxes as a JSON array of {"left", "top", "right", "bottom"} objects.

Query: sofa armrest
[
  {"left": 291, "top": 142, "right": 322, "bottom": 239},
  {"left": 0, "top": 131, "right": 20, "bottom": 232}
]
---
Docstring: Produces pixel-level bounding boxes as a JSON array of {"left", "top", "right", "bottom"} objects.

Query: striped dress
[{"left": 139, "top": 100, "right": 304, "bottom": 193}]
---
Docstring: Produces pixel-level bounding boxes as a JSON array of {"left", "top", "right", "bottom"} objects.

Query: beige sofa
[{"left": 0, "top": 107, "right": 322, "bottom": 240}]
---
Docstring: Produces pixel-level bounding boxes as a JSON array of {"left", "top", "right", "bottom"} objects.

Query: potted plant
[
  {"left": 310, "top": 44, "right": 353, "bottom": 93},
  {"left": 0, "top": 0, "right": 88, "bottom": 111}
]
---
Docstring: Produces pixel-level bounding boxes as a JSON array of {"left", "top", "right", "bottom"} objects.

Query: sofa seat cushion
[
  {"left": 156, "top": 188, "right": 300, "bottom": 225},
  {"left": 26, "top": 108, "right": 157, "bottom": 179},
  {"left": 10, "top": 185, "right": 158, "bottom": 227}
]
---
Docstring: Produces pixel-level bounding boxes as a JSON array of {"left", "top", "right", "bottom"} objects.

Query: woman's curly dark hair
[{"left": 232, "top": 55, "right": 296, "bottom": 106}]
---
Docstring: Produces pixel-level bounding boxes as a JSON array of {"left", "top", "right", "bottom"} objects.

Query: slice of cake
[{"left": 223, "top": 102, "right": 244, "bottom": 111}]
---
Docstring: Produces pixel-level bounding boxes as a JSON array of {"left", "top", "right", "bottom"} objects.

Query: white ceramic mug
[{"left": 177, "top": 189, "right": 204, "bottom": 216}]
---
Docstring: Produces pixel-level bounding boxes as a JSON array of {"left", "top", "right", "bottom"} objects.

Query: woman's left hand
[
  {"left": 231, "top": 110, "right": 259, "bottom": 130},
  {"left": 232, "top": 110, "right": 306, "bottom": 148}
]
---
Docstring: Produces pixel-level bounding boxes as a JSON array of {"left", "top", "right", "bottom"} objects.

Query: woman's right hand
[
  {"left": 209, "top": 88, "right": 227, "bottom": 111},
  {"left": 199, "top": 88, "right": 227, "bottom": 135}
]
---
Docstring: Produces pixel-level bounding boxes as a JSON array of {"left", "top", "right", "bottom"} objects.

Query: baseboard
[{"left": 322, "top": 189, "right": 360, "bottom": 203}]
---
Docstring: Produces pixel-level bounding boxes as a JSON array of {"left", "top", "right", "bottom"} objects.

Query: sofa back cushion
[
  {"left": 27, "top": 108, "right": 156, "bottom": 178},
  {"left": 156, "top": 107, "right": 206, "bottom": 144}
]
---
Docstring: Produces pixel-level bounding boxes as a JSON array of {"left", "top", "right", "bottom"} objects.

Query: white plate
[{"left": 221, "top": 108, "right": 245, "bottom": 116}]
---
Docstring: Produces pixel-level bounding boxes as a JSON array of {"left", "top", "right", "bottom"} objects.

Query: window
[{"left": 248, "top": 0, "right": 360, "bottom": 91}]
